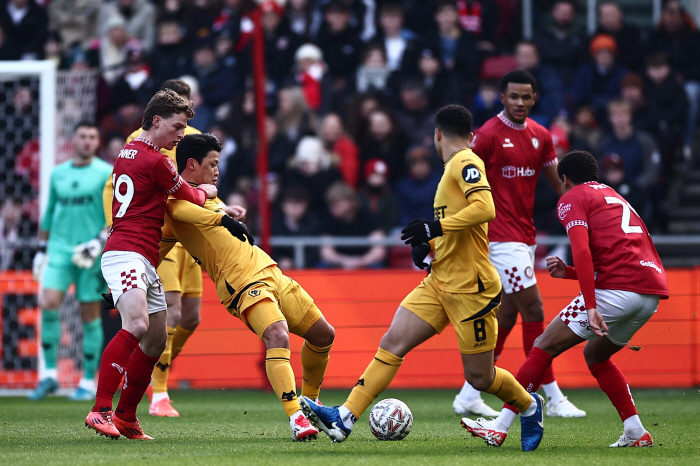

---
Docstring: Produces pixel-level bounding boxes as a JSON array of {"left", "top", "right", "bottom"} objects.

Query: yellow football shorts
[
  {"left": 156, "top": 243, "right": 203, "bottom": 298},
  {"left": 401, "top": 274, "right": 502, "bottom": 354},
  {"left": 218, "top": 265, "right": 321, "bottom": 339}
]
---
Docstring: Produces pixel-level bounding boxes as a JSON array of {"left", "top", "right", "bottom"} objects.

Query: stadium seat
[{"left": 479, "top": 55, "right": 518, "bottom": 81}]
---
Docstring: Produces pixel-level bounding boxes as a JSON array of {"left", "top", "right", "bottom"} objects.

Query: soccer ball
[{"left": 368, "top": 398, "right": 413, "bottom": 440}]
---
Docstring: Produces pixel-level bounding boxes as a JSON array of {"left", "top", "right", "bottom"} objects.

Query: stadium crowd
[{"left": 1, "top": 0, "right": 698, "bottom": 268}]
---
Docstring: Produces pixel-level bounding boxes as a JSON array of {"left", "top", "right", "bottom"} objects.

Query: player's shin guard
[
  {"left": 345, "top": 348, "right": 403, "bottom": 419},
  {"left": 487, "top": 367, "right": 532, "bottom": 413},
  {"left": 94, "top": 329, "right": 139, "bottom": 412},
  {"left": 171, "top": 325, "right": 194, "bottom": 360},
  {"left": 589, "top": 359, "right": 638, "bottom": 422},
  {"left": 151, "top": 326, "right": 174, "bottom": 394},
  {"left": 522, "top": 322, "right": 555, "bottom": 384},
  {"left": 503, "top": 347, "right": 553, "bottom": 413},
  {"left": 41, "top": 310, "right": 60, "bottom": 372},
  {"left": 82, "top": 318, "right": 103, "bottom": 381},
  {"left": 266, "top": 348, "right": 301, "bottom": 417},
  {"left": 300, "top": 341, "right": 332, "bottom": 400},
  {"left": 493, "top": 325, "right": 512, "bottom": 362},
  {"left": 115, "top": 346, "right": 159, "bottom": 422}
]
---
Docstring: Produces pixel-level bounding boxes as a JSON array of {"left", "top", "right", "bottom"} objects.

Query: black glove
[
  {"left": 411, "top": 243, "right": 431, "bottom": 269},
  {"left": 102, "top": 293, "right": 115, "bottom": 309},
  {"left": 221, "top": 215, "right": 255, "bottom": 244},
  {"left": 400, "top": 218, "right": 443, "bottom": 246}
]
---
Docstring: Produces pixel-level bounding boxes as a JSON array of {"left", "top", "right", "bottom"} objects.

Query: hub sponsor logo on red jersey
[{"left": 502, "top": 166, "right": 536, "bottom": 178}]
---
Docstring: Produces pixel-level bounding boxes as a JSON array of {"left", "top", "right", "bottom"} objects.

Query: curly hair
[
  {"left": 142, "top": 89, "right": 195, "bottom": 130},
  {"left": 557, "top": 150, "right": 599, "bottom": 184},
  {"left": 435, "top": 104, "right": 473, "bottom": 138}
]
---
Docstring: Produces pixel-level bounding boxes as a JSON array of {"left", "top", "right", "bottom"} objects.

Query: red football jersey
[
  {"left": 104, "top": 138, "right": 207, "bottom": 266},
  {"left": 472, "top": 112, "right": 557, "bottom": 244},
  {"left": 558, "top": 182, "right": 669, "bottom": 300}
]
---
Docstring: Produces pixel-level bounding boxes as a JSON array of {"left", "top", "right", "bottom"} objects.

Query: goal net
[{"left": 0, "top": 62, "right": 99, "bottom": 393}]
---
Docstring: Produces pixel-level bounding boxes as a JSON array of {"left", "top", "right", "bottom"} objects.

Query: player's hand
[
  {"left": 221, "top": 215, "right": 255, "bottom": 244},
  {"left": 411, "top": 243, "right": 431, "bottom": 269},
  {"left": 225, "top": 205, "right": 246, "bottom": 221},
  {"left": 32, "top": 241, "right": 47, "bottom": 282},
  {"left": 400, "top": 219, "right": 443, "bottom": 246},
  {"left": 587, "top": 308, "right": 609, "bottom": 337},
  {"left": 72, "top": 232, "right": 108, "bottom": 269},
  {"left": 546, "top": 256, "right": 567, "bottom": 279},
  {"left": 199, "top": 183, "right": 218, "bottom": 199}
]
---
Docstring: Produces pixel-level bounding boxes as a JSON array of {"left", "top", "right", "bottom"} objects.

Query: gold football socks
[
  {"left": 266, "top": 348, "right": 301, "bottom": 416},
  {"left": 344, "top": 347, "right": 404, "bottom": 418},
  {"left": 487, "top": 367, "right": 532, "bottom": 412},
  {"left": 152, "top": 326, "right": 175, "bottom": 394},
  {"left": 300, "top": 341, "right": 332, "bottom": 400}
]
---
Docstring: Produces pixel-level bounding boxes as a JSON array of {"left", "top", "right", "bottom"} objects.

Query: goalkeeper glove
[
  {"left": 72, "top": 231, "right": 108, "bottom": 269},
  {"left": 221, "top": 215, "right": 255, "bottom": 245},
  {"left": 400, "top": 218, "right": 443, "bottom": 246},
  {"left": 411, "top": 243, "right": 431, "bottom": 270},
  {"left": 32, "top": 241, "right": 48, "bottom": 282}
]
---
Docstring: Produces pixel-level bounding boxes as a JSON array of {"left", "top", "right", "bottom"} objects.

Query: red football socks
[
  {"left": 493, "top": 326, "right": 512, "bottom": 362},
  {"left": 504, "top": 347, "right": 553, "bottom": 413},
  {"left": 589, "top": 359, "right": 638, "bottom": 421},
  {"left": 522, "top": 321, "right": 555, "bottom": 384},
  {"left": 115, "top": 345, "right": 160, "bottom": 422},
  {"left": 94, "top": 330, "right": 139, "bottom": 412}
]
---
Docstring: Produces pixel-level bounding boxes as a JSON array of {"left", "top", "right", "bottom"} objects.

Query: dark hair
[
  {"left": 557, "top": 150, "right": 599, "bottom": 184},
  {"left": 500, "top": 70, "right": 538, "bottom": 94},
  {"left": 646, "top": 51, "right": 669, "bottom": 68},
  {"left": 142, "top": 89, "right": 194, "bottom": 130},
  {"left": 379, "top": 1, "right": 403, "bottom": 16},
  {"left": 435, "top": 104, "right": 473, "bottom": 138},
  {"left": 282, "top": 185, "right": 310, "bottom": 203},
  {"left": 74, "top": 120, "right": 98, "bottom": 133},
  {"left": 161, "top": 79, "right": 191, "bottom": 100},
  {"left": 176, "top": 133, "right": 223, "bottom": 174}
]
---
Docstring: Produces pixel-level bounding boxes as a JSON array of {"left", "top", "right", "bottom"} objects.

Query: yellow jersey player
[
  {"left": 160, "top": 133, "right": 335, "bottom": 441},
  {"left": 104, "top": 79, "right": 246, "bottom": 417},
  {"left": 299, "top": 105, "right": 545, "bottom": 451}
]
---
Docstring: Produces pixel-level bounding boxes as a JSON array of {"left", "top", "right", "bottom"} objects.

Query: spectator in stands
[
  {"left": 97, "top": 0, "right": 156, "bottom": 52},
  {"left": 188, "top": 39, "right": 237, "bottom": 131},
  {"left": 598, "top": 153, "right": 648, "bottom": 220},
  {"left": 406, "top": 46, "right": 462, "bottom": 109},
  {"left": 455, "top": 0, "right": 499, "bottom": 56},
  {"left": 645, "top": 0, "right": 700, "bottom": 159},
  {"left": 272, "top": 185, "right": 321, "bottom": 269},
  {"left": 286, "top": 0, "right": 313, "bottom": 41},
  {"left": 275, "top": 86, "right": 316, "bottom": 148},
  {"left": 424, "top": 0, "right": 480, "bottom": 101},
  {"left": 0, "top": 189, "right": 37, "bottom": 270},
  {"left": 48, "top": 0, "right": 99, "bottom": 52},
  {"left": 157, "top": 0, "right": 197, "bottom": 43},
  {"left": 469, "top": 80, "right": 500, "bottom": 128},
  {"left": 318, "top": 181, "right": 386, "bottom": 269},
  {"left": 148, "top": 20, "right": 191, "bottom": 86},
  {"left": 111, "top": 40, "right": 158, "bottom": 108},
  {"left": 353, "top": 43, "right": 391, "bottom": 95},
  {"left": 262, "top": 115, "right": 294, "bottom": 175},
  {"left": 319, "top": 113, "right": 359, "bottom": 188},
  {"left": 394, "top": 145, "right": 441, "bottom": 227},
  {"left": 214, "top": 20, "right": 242, "bottom": 70},
  {"left": 595, "top": 1, "right": 643, "bottom": 73},
  {"left": 207, "top": 124, "right": 238, "bottom": 182},
  {"left": 359, "top": 108, "right": 407, "bottom": 182},
  {"left": 394, "top": 78, "right": 436, "bottom": 149},
  {"left": 43, "top": 32, "right": 63, "bottom": 68},
  {"left": 98, "top": 96, "right": 142, "bottom": 140},
  {"left": 0, "top": 0, "right": 47, "bottom": 60},
  {"left": 100, "top": 132, "right": 125, "bottom": 164},
  {"left": 316, "top": 1, "right": 363, "bottom": 89},
  {"left": 291, "top": 43, "right": 331, "bottom": 112},
  {"left": 514, "top": 40, "right": 566, "bottom": 127},
  {"left": 358, "top": 158, "right": 399, "bottom": 234},
  {"left": 569, "top": 105, "right": 602, "bottom": 155},
  {"left": 642, "top": 52, "right": 688, "bottom": 174},
  {"left": 372, "top": 1, "right": 420, "bottom": 75},
  {"left": 99, "top": 16, "right": 131, "bottom": 85},
  {"left": 261, "top": 0, "right": 303, "bottom": 93},
  {"left": 345, "top": 92, "right": 380, "bottom": 143},
  {"left": 283, "top": 136, "right": 343, "bottom": 218},
  {"left": 0, "top": 24, "right": 13, "bottom": 60},
  {"left": 598, "top": 99, "right": 661, "bottom": 222},
  {"left": 533, "top": 0, "right": 585, "bottom": 86},
  {"left": 570, "top": 34, "right": 628, "bottom": 122}
]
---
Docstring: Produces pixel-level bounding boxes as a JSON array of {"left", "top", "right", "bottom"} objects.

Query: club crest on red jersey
[
  {"left": 532, "top": 137, "right": 540, "bottom": 149},
  {"left": 558, "top": 203, "right": 571, "bottom": 220}
]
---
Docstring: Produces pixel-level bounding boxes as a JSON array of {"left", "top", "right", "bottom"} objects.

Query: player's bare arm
[{"left": 543, "top": 163, "right": 564, "bottom": 197}]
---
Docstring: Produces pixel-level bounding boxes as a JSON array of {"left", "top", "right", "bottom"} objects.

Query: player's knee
[
  {"left": 379, "top": 330, "right": 408, "bottom": 357},
  {"left": 522, "top": 299, "right": 544, "bottom": 321},
  {"left": 465, "top": 371, "right": 494, "bottom": 392},
  {"left": 123, "top": 315, "right": 149, "bottom": 340},
  {"left": 315, "top": 323, "right": 335, "bottom": 347},
  {"left": 39, "top": 293, "right": 61, "bottom": 310},
  {"left": 262, "top": 322, "right": 290, "bottom": 349},
  {"left": 533, "top": 334, "right": 564, "bottom": 358}
]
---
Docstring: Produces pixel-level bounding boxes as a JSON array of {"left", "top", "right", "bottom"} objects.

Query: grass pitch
[{"left": 0, "top": 389, "right": 698, "bottom": 465}]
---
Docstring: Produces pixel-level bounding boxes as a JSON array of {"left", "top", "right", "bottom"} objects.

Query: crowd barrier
[{"left": 1, "top": 268, "right": 698, "bottom": 389}]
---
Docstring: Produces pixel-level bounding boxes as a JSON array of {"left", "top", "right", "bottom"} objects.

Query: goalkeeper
[{"left": 29, "top": 121, "right": 113, "bottom": 401}]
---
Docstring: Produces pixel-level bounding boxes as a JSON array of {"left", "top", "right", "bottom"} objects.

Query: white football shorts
[
  {"left": 558, "top": 289, "right": 659, "bottom": 345},
  {"left": 101, "top": 251, "right": 167, "bottom": 314},
  {"left": 489, "top": 242, "right": 537, "bottom": 294}
]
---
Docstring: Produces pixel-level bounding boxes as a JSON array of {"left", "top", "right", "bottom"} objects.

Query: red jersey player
[
  {"left": 463, "top": 150, "right": 668, "bottom": 448},
  {"left": 453, "top": 70, "right": 585, "bottom": 419},
  {"left": 85, "top": 90, "right": 217, "bottom": 440}
]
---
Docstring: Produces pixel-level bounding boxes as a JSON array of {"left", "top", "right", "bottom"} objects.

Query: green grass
[{"left": 0, "top": 389, "right": 699, "bottom": 465}]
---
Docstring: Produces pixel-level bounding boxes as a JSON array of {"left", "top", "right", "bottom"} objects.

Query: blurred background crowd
[{"left": 2, "top": 0, "right": 699, "bottom": 269}]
